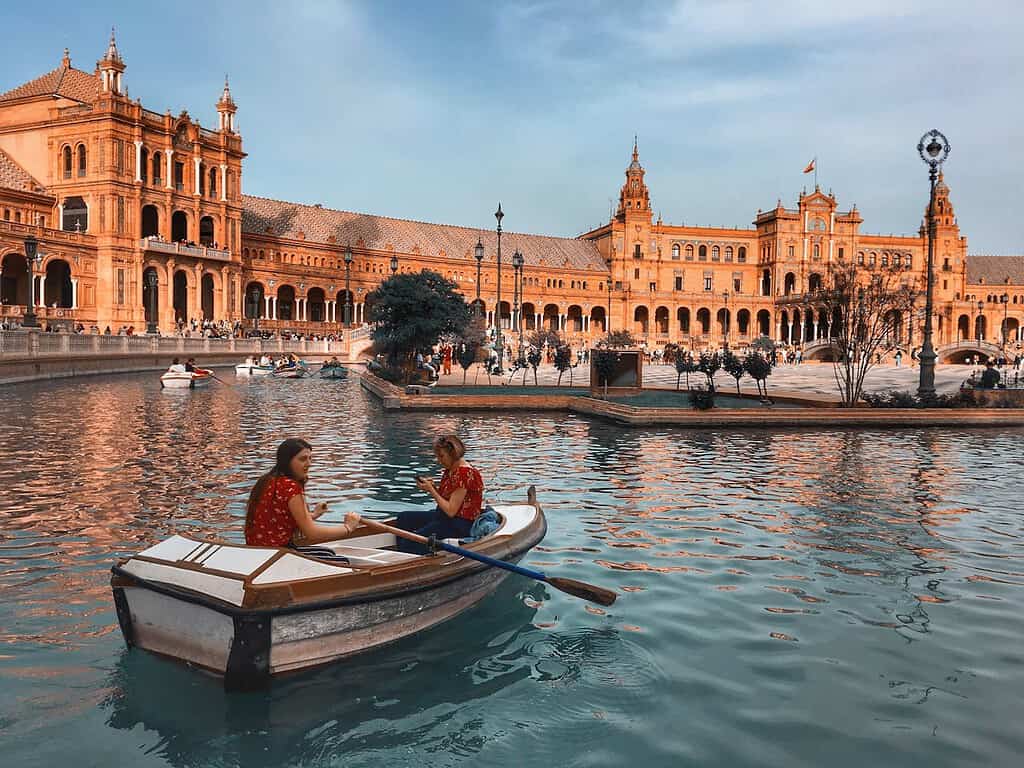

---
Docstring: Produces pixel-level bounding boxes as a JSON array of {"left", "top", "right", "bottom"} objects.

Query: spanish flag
[{"left": 803, "top": 158, "right": 816, "bottom": 174}]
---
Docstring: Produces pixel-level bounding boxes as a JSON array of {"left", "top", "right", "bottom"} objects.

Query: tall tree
[
  {"left": 814, "top": 261, "right": 921, "bottom": 406},
  {"left": 721, "top": 349, "right": 746, "bottom": 396},
  {"left": 553, "top": 344, "right": 573, "bottom": 387},
  {"left": 744, "top": 352, "right": 773, "bottom": 401},
  {"left": 367, "top": 270, "right": 470, "bottom": 382}
]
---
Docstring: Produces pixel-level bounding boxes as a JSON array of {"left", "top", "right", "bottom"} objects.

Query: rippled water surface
[{"left": 2, "top": 372, "right": 1023, "bottom": 767}]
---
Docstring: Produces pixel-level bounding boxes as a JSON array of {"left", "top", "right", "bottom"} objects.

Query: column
[
  {"left": 298, "top": 299, "right": 305, "bottom": 321},
  {"left": 57, "top": 202, "right": 64, "bottom": 228},
  {"left": 264, "top": 296, "right": 271, "bottom": 318},
  {"left": 193, "top": 157, "right": 201, "bottom": 196},
  {"left": 165, "top": 149, "right": 174, "bottom": 189},
  {"left": 134, "top": 141, "right": 143, "bottom": 182},
  {"left": 776, "top": 321, "right": 782, "bottom": 342},
  {"left": 536, "top": 313, "right": 541, "bottom": 330},
  {"left": 270, "top": 296, "right": 277, "bottom": 320},
  {"left": 219, "top": 164, "right": 228, "bottom": 202},
  {"left": 38, "top": 275, "right": 46, "bottom": 306},
  {"left": 71, "top": 279, "right": 78, "bottom": 309}
]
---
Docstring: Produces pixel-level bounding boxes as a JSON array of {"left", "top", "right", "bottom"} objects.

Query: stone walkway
[{"left": 436, "top": 360, "right": 979, "bottom": 399}]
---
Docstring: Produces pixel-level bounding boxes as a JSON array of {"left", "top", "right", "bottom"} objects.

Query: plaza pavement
[{"left": 435, "top": 360, "right": 978, "bottom": 400}]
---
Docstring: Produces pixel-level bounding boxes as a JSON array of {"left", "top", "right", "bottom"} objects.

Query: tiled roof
[
  {"left": 0, "top": 148, "right": 46, "bottom": 194},
  {"left": 241, "top": 195, "right": 608, "bottom": 272},
  {"left": 0, "top": 65, "right": 99, "bottom": 105},
  {"left": 966, "top": 255, "right": 1024, "bottom": 286}
]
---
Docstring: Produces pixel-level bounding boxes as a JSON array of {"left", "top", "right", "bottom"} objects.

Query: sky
[{"left": 2, "top": 0, "right": 1022, "bottom": 253}]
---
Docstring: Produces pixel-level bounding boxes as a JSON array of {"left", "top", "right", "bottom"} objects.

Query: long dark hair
[{"left": 245, "top": 438, "right": 312, "bottom": 531}]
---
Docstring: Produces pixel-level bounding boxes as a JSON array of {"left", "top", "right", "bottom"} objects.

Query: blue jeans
[{"left": 394, "top": 508, "right": 473, "bottom": 554}]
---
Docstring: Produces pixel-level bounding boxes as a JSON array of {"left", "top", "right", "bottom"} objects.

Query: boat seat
[{"left": 318, "top": 541, "right": 421, "bottom": 566}]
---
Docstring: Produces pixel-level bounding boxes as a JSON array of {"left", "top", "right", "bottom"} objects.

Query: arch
[
  {"left": 803, "top": 310, "right": 815, "bottom": 342},
  {"left": 171, "top": 210, "right": 189, "bottom": 242},
  {"left": 76, "top": 143, "right": 86, "bottom": 177},
  {"left": 808, "top": 273, "right": 822, "bottom": 292},
  {"left": 497, "top": 300, "right": 512, "bottom": 329},
  {"left": 201, "top": 273, "right": 215, "bottom": 320},
  {"left": 956, "top": 314, "right": 970, "bottom": 341},
  {"left": 542, "top": 303, "right": 560, "bottom": 331},
  {"left": 698, "top": 245, "right": 707, "bottom": 261},
  {"left": 737, "top": 308, "right": 751, "bottom": 336},
  {"left": 590, "top": 305, "right": 606, "bottom": 333},
  {"left": 677, "top": 306, "right": 691, "bottom": 333},
  {"left": 277, "top": 284, "right": 296, "bottom": 321},
  {"left": 761, "top": 269, "right": 772, "bottom": 296},
  {"left": 521, "top": 302, "right": 537, "bottom": 331},
  {"left": 142, "top": 266, "right": 160, "bottom": 326},
  {"left": 62, "top": 196, "right": 88, "bottom": 232},
  {"left": 307, "top": 287, "right": 326, "bottom": 322},
  {"left": 756, "top": 309, "right": 771, "bottom": 336},
  {"left": 199, "top": 215, "right": 215, "bottom": 246},
  {"left": 43, "top": 259, "right": 73, "bottom": 308},
  {"left": 711, "top": 245, "right": 720, "bottom": 261},
  {"left": 671, "top": 243, "right": 680, "bottom": 260},
  {"left": 685, "top": 244, "right": 694, "bottom": 260},
  {"left": 654, "top": 305, "right": 669, "bottom": 334},
  {"left": 780, "top": 310, "right": 791, "bottom": 342},
  {"left": 567, "top": 304, "right": 584, "bottom": 332},
  {"left": 141, "top": 205, "right": 159, "bottom": 238},
  {"left": 140, "top": 147, "right": 149, "bottom": 182},
  {"left": 62, "top": 145, "right": 72, "bottom": 179},
  {"left": 716, "top": 308, "right": 730, "bottom": 337},
  {"left": 784, "top": 272, "right": 796, "bottom": 295},
  {"left": 975, "top": 314, "right": 986, "bottom": 341},
  {"left": 151, "top": 151, "right": 163, "bottom": 184},
  {"left": 633, "top": 305, "right": 649, "bottom": 335},
  {"left": 738, "top": 246, "right": 746, "bottom": 263},
  {"left": 0, "top": 252, "right": 29, "bottom": 306},
  {"left": 696, "top": 307, "right": 711, "bottom": 334},
  {"left": 173, "top": 269, "right": 189, "bottom": 322},
  {"left": 1004, "top": 317, "right": 1020, "bottom": 343},
  {"left": 245, "top": 282, "right": 265, "bottom": 319}
]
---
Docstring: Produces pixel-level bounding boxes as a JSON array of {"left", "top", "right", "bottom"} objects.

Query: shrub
[{"left": 689, "top": 387, "right": 716, "bottom": 410}]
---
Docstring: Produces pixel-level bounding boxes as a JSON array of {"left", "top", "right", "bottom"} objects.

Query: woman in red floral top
[
  {"left": 395, "top": 434, "right": 485, "bottom": 553},
  {"left": 245, "top": 438, "right": 360, "bottom": 548}
]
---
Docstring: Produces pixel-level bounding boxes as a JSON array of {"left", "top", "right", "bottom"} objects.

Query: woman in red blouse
[
  {"left": 245, "top": 438, "right": 360, "bottom": 548},
  {"left": 395, "top": 434, "right": 485, "bottom": 552}
]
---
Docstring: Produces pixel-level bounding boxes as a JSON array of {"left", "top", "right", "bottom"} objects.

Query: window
[
  {"left": 943, "top": 280, "right": 948, "bottom": 290},
  {"left": 838, "top": 247, "right": 845, "bottom": 260},
  {"left": 704, "top": 277, "right": 712, "bottom": 291},
  {"left": 869, "top": 253, "right": 876, "bottom": 267},
  {"left": 649, "top": 282, "right": 657, "bottom": 292},
  {"left": 738, "top": 247, "right": 746, "bottom": 263},
  {"left": 116, "top": 268, "right": 125, "bottom": 305},
  {"left": 174, "top": 162, "right": 185, "bottom": 192},
  {"left": 14, "top": 211, "right": 21, "bottom": 223},
  {"left": 699, "top": 245, "right": 707, "bottom": 261},
  {"left": 614, "top": 281, "right": 622, "bottom": 290},
  {"left": 672, "top": 244, "right": 680, "bottom": 260},
  {"left": 725, "top": 246, "right": 733, "bottom": 262},
  {"left": 76, "top": 144, "right": 87, "bottom": 177},
  {"left": 115, "top": 139, "right": 124, "bottom": 173},
  {"left": 788, "top": 245, "right": 794, "bottom": 258},
  {"left": 685, "top": 244, "right": 694, "bottom": 261},
  {"left": 881, "top": 253, "right": 889, "bottom": 267},
  {"left": 62, "top": 146, "right": 72, "bottom": 179},
  {"left": 733, "top": 277, "right": 741, "bottom": 292},
  {"left": 634, "top": 268, "right": 640, "bottom": 279},
  {"left": 857, "top": 251, "right": 865, "bottom": 265},
  {"left": 712, "top": 246, "right": 720, "bottom": 261},
  {"left": 140, "top": 148, "right": 148, "bottom": 182},
  {"left": 905, "top": 255, "right": 911, "bottom": 269},
  {"left": 893, "top": 254, "right": 901, "bottom": 268},
  {"left": 674, "top": 276, "right": 682, "bottom": 291},
  {"left": 117, "top": 196, "right": 125, "bottom": 234},
  {"left": 2, "top": 209, "right": 8, "bottom": 220},
  {"left": 634, "top": 243, "right": 641, "bottom": 259},
  {"left": 813, "top": 243, "right": 820, "bottom": 260}
]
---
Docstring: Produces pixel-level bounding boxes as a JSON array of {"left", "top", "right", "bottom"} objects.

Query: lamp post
[
  {"left": 916, "top": 129, "right": 950, "bottom": 398},
  {"left": 605, "top": 255, "right": 613, "bottom": 334},
  {"left": 146, "top": 269, "right": 159, "bottom": 334},
  {"left": 1000, "top": 293, "right": 1010, "bottom": 355},
  {"left": 473, "top": 238, "right": 484, "bottom": 317},
  {"left": 390, "top": 255, "right": 398, "bottom": 275},
  {"left": 722, "top": 289, "right": 731, "bottom": 349},
  {"left": 343, "top": 245, "right": 353, "bottom": 327},
  {"left": 512, "top": 249, "right": 524, "bottom": 357},
  {"left": 22, "top": 236, "right": 42, "bottom": 328},
  {"left": 249, "top": 285, "right": 260, "bottom": 335},
  {"left": 494, "top": 204, "right": 504, "bottom": 371},
  {"left": 977, "top": 300, "right": 985, "bottom": 343}
]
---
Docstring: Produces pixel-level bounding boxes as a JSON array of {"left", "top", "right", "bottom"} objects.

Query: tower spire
[
  {"left": 217, "top": 74, "right": 238, "bottom": 133},
  {"left": 97, "top": 26, "right": 126, "bottom": 95}
]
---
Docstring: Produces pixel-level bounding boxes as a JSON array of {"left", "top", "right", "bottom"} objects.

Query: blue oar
[{"left": 357, "top": 516, "right": 617, "bottom": 606}]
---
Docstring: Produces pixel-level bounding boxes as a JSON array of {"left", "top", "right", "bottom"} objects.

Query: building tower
[
  {"left": 97, "top": 27, "right": 125, "bottom": 96},
  {"left": 216, "top": 76, "right": 237, "bottom": 133}
]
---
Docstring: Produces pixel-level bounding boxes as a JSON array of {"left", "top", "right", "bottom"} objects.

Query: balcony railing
[{"left": 140, "top": 239, "right": 231, "bottom": 261}]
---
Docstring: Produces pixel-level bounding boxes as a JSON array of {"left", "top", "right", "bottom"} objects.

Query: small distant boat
[
  {"left": 109, "top": 489, "right": 547, "bottom": 689},
  {"left": 235, "top": 362, "right": 274, "bottom": 377},
  {"left": 272, "top": 365, "right": 309, "bottom": 379},
  {"left": 160, "top": 370, "right": 212, "bottom": 389},
  {"left": 319, "top": 365, "right": 349, "bottom": 379}
]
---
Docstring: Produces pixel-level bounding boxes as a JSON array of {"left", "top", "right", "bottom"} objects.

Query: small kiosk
[{"left": 590, "top": 348, "right": 644, "bottom": 396}]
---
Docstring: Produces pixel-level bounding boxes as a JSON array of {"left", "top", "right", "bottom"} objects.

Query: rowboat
[
  {"left": 272, "top": 365, "right": 309, "bottom": 379},
  {"left": 319, "top": 365, "right": 349, "bottom": 379},
  {"left": 235, "top": 362, "right": 274, "bottom": 376},
  {"left": 160, "top": 370, "right": 212, "bottom": 389},
  {"left": 110, "top": 489, "right": 547, "bottom": 689}
]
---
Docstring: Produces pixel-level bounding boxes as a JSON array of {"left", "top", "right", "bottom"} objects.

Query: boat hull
[
  {"left": 272, "top": 367, "right": 308, "bottom": 378},
  {"left": 160, "top": 372, "right": 211, "bottom": 389},
  {"left": 319, "top": 367, "right": 348, "bottom": 379},
  {"left": 235, "top": 364, "right": 273, "bottom": 376}
]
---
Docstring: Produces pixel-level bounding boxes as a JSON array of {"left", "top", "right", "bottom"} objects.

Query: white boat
[
  {"left": 160, "top": 370, "right": 213, "bottom": 389},
  {"left": 272, "top": 365, "right": 309, "bottom": 379},
  {"left": 110, "top": 490, "right": 547, "bottom": 689},
  {"left": 235, "top": 362, "right": 274, "bottom": 376}
]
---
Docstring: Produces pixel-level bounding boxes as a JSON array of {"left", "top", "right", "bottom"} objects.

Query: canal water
[{"left": 1, "top": 372, "right": 1022, "bottom": 767}]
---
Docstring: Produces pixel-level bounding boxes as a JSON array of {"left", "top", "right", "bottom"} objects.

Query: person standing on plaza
[
  {"left": 442, "top": 344, "right": 452, "bottom": 376},
  {"left": 979, "top": 361, "right": 1001, "bottom": 389},
  {"left": 894, "top": 349, "right": 902, "bottom": 368}
]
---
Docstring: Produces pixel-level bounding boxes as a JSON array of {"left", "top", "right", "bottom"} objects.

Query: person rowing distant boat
[
  {"left": 394, "top": 434, "right": 484, "bottom": 553},
  {"left": 245, "top": 439, "right": 360, "bottom": 555}
]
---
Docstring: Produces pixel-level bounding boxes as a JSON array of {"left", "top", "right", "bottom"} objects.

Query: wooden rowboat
[
  {"left": 271, "top": 365, "right": 308, "bottom": 379},
  {"left": 109, "top": 489, "right": 547, "bottom": 689},
  {"left": 235, "top": 362, "right": 274, "bottom": 376},
  {"left": 319, "top": 365, "right": 349, "bottom": 379},
  {"left": 160, "top": 371, "right": 212, "bottom": 389}
]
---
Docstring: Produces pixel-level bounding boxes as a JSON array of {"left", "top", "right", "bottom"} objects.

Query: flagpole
[{"left": 814, "top": 155, "right": 818, "bottom": 189}]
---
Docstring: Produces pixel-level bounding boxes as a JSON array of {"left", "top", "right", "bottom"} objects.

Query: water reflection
[{"left": 0, "top": 373, "right": 1023, "bottom": 767}]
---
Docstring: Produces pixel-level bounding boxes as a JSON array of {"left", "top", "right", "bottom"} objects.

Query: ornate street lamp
[
  {"left": 473, "top": 238, "right": 484, "bottom": 317},
  {"left": 343, "top": 244, "right": 353, "bottom": 327},
  {"left": 1000, "top": 293, "right": 1010, "bottom": 354},
  {"left": 722, "top": 289, "right": 731, "bottom": 348},
  {"left": 249, "top": 285, "right": 261, "bottom": 334},
  {"left": 494, "top": 204, "right": 504, "bottom": 372},
  {"left": 22, "top": 236, "right": 42, "bottom": 328},
  {"left": 605, "top": 254, "right": 613, "bottom": 334},
  {"left": 146, "top": 269, "right": 159, "bottom": 334},
  {"left": 512, "top": 249, "right": 524, "bottom": 356},
  {"left": 390, "top": 254, "right": 398, "bottom": 275},
  {"left": 916, "top": 128, "right": 950, "bottom": 398},
  {"left": 977, "top": 300, "right": 985, "bottom": 343}
]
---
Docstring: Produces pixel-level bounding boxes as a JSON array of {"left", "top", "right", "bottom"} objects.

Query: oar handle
[{"left": 357, "top": 516, "right": 548, "bottom": 581}]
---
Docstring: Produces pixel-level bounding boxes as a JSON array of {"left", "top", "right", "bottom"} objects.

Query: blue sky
[{"left": 2, "top": 1, "right": 1022, "bottom": 253}]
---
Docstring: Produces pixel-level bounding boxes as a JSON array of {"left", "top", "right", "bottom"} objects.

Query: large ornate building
[{"left": 1, "top": 35, "right": 1021, "bottom": 361}]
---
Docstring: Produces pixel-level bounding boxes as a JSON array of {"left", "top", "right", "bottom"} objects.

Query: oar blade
[{"left": 546, "top": 576, "right": 617, "bottom": 606}]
